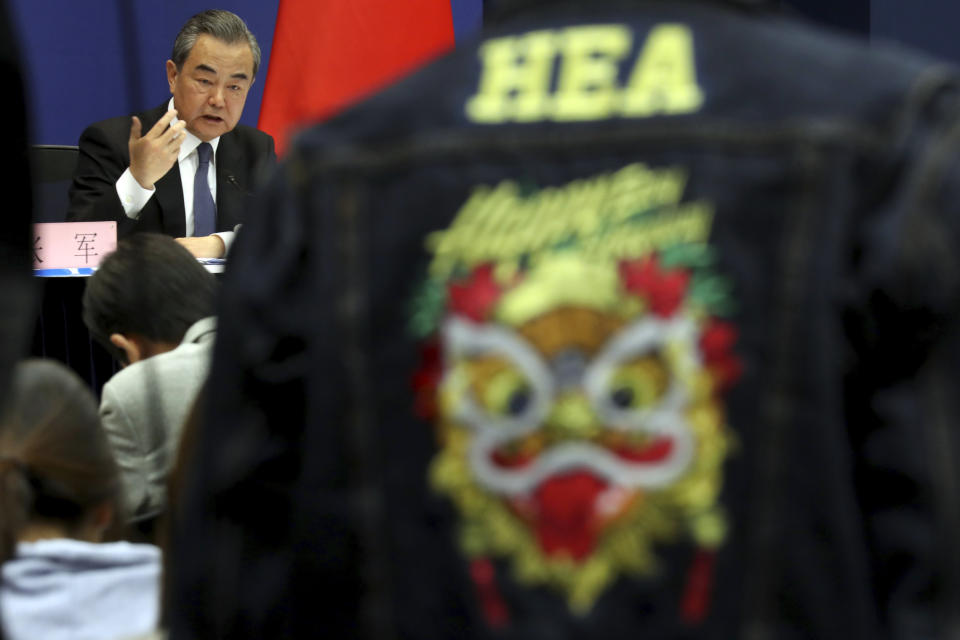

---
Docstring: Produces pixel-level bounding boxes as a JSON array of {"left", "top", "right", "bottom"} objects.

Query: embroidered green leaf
[
  {"left": 409, "top": 276, "right": 447, "bottom": 338},
  {"left": 689, "top": 274, "right": 735, "bottom": 316},
  {"left": 660, "top": 243, "right": 714, "bottom": 270}
]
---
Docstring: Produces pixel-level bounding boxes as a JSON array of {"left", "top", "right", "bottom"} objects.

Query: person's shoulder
[
  {"left": 102, "top": 344, "right": 210, "bottom": 411},
  {"left": 16, "top": 538, "right": 160, "bottom": 564},
  {"left": 228, "top": 123, "right": 275, "bottom": 149},
  {"left": 78, "top": 113, "right": 132, "bottom": 146},
  {"left": 80, "top": 103, "right": 169, "bottom": 145},
  {"left": 101, "top": 359, "right": 150, "bottom": 406},
  {"left": 289, "top": 3, "right": 949, "bottom": 158}
]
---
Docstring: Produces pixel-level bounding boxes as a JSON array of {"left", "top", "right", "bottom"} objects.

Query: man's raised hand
[{"left": 128, "top": 109, "right": 186, "bottom": 190}]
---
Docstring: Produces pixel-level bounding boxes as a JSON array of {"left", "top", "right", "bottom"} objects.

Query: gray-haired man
[{"left": 68, "top": 9, "right": 276, "bottom": 258}]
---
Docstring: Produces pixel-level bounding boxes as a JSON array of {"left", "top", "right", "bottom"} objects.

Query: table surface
[{"left": 34, "top": 260, "right": 225, "bottom": 277}]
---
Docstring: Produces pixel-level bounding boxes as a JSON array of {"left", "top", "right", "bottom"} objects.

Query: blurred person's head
[
  {"left": 0, "top": 360, "right": 121, "bottom": 563},
  {"left": 167, "top": 10, "right": 260, "bottom": 141},
  {"left": 82, "top": 233, "right": 217, "bottom": 366}
]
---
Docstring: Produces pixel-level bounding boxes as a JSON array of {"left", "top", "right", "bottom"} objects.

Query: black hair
[
  {"left": 82, "top": 233, "right": 218, "bottom": 360},
  {"left": 0, "top": 359, "right": 121, "bottom": 563},
  {"left": 171, "top": 9, "right": 261, "bottom": 76}
]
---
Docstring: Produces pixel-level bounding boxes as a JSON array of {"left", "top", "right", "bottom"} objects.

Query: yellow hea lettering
[
  {"left": 622, "top": 24, "right": 704, "bottom": 116},
  {"left": 553, "top": 26, "right": 632, "bottom": 121},
  {"left": 465, "top": 30, "right": 557, "bottom": 123},
  {"left": 466, "top": 23, "right": 703, "bottom": 123}
]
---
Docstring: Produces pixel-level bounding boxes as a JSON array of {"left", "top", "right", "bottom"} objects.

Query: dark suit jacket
[{"left": 67, "top": 103, "right": 276, "bottom": 237}]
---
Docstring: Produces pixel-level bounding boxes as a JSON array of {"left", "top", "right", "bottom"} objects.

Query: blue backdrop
[
  {"left": 11, "top": 0, "right": 960, "bottom": 145},
  {"left": 10, "top": 0, "right": 282, "bottom": 145}
]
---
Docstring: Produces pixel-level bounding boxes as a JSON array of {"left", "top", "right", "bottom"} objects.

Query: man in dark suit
[{"left": 67, "top": 10, "right": 275, "bottom": 258}]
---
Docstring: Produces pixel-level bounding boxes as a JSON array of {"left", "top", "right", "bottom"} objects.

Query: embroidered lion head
[{"left": 414, "top": 251, "right": 740, "bottom": 612}]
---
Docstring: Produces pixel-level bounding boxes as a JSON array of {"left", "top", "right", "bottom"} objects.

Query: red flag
[{"left": 259, "top": 0, "right": 456, "bottom": 154}]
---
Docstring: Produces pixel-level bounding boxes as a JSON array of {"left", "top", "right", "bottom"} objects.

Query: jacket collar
[
  {"left": 484, "top": 0, "right": 778, "bottom": 22},
  {"left": 181, "top": 316, "right": 217, "bottom": 346}
]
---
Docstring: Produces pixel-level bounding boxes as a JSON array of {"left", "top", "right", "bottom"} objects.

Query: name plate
[{"left": 33, "top": 222, "right": 117, "bottom": 270}]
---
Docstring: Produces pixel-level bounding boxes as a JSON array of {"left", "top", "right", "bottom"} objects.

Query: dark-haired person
[
  {"left": 83, "top": 233, "right": 217, "bottom": 532},
  {"left": 0, "top": 359, "right": 160, "bottom": 640},
  {"left": 170, "top": 0, "right": 960, "bottom": 638},
  {"left": 67, "top": 9, "right": 276, "bottom": 258}
]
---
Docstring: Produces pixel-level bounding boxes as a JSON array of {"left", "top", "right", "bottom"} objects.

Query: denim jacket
[{"left": 170, "top": 2, "right": 960, "bottom": 638}]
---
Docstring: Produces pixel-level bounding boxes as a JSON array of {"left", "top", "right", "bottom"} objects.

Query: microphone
[{"left": 226, "top": 175, "right": 241, "bottom": 189}]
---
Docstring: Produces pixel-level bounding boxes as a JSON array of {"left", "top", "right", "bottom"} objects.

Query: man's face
[{"left": 166, "top": 34, "right": 254, "bottom": 141}]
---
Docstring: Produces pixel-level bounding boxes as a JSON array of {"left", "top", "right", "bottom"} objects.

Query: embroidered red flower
[
  {"left": 699, "top": 319, "right": 743, "bottom": 393},
  {"left": 619, "top": 256, "right": 690, "bottom": 317},
  {"left": 448, "top": 263, "right": 503, "bottom": 322},
  {"left": 681, "top": 548, "right": 717, "bottom": 625},
  {"left": 411, "top": 338, "right": 442, "bottom": 420},
  {"left": 470, "top": 558, "right": 510, "bottom": 629}
]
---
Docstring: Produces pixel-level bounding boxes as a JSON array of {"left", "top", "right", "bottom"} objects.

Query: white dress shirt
[{"left": 114, "top": 98, "right": 235, "bottom": 252}]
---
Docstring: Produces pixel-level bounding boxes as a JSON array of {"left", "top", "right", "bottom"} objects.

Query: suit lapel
[
  {"left": 215, "top": 132, "right": 247, "bottom": 232},
  {"left": 156, "top": 165, "right": 186, "bottom": 237}
]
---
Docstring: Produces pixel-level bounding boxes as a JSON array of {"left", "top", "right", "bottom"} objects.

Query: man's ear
[
  {"left": 109, "top": 333, "right": 141, "bottom": 366},
  {"left": 166, "top": 59, "right": 178, "bottom": 92}
]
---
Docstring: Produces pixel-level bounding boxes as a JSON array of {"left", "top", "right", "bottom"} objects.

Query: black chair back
[{"left": 31, "top": 144, "right": 78, "bottom": 222}]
